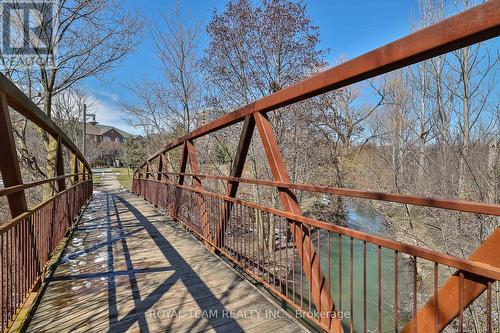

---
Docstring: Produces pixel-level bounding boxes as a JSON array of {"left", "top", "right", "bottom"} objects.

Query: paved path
[{"left": 26, "top": 172, "right": 306, "bottom": 332}]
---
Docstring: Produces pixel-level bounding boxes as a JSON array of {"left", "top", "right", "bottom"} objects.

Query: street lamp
[{"left": 82, "top": 103, "right": 96, "bottom": 159}]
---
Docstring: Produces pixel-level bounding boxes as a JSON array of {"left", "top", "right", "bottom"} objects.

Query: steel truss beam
[
  {"left": 0, "top": 92, "right": 28, "bottom": 217},
  {"left": 186, "top": 140, "right": 210, "bottom": 241},
  {"left": 216, "top": 115, "right": 255, "bottom": 248}
]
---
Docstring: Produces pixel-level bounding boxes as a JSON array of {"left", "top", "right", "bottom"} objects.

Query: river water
[{"left": 296, "top": 205, "right": 414, "bottom": 332}]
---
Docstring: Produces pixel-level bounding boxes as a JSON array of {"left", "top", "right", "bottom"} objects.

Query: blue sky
[{"left": 86, "top": 0, "right": 419, "bottom": 135}]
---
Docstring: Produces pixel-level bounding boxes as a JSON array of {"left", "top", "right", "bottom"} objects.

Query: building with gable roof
[{"left": 85, "top": 117, "right": 136, "bottom": 167}]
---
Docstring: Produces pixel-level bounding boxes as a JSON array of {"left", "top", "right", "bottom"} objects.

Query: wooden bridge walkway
[{"left": 25, "top": 173, "right": 305, "bottom": 333}]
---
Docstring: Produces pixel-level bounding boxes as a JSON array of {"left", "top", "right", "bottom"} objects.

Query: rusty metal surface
[
  {"left": 133, "top": 178, "right": 500, "bottom": 332},
  {"left": 55, "top": 136, "right": 66, "bottom": 192},
  {"left": 136, "top": 178, "right": 500, "bottom": 282},
  {"left": 0, "top": 173, "right": 86, "bottom": 197},
  {"left": 161, "top": 153, "right": 170, "bottom": 181},
  {"left": 253, "top": 112, "right": 341, "bottom": 330},
  {"left": 0, "top": 181, "right": 92, "bottom": 332},
  {"left": 401, "top": 228, "right": 500, "bottom": 333},
  {"left": 156, "top": 152, "right": 164, "bottom": 181},
  {"left": 186, "top": 140, "right": 210, "bottom": 240},
  {"left": 72, "top": 154, "right": 79, "bottom": 185},
  {"left": 0, "top": 181, "right": 92, "bottom": 233}
]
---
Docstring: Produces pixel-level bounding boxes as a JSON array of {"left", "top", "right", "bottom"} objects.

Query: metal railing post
[
  {"left": 174, "top": 142, "right": 189, "bottom": 218},
  {"left": 186, "top": 140, "right": 210, "bottom": 241}
]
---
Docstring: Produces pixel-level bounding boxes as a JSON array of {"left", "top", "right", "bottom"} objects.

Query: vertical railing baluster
[
  {"left": 318, "top": 228, "right": 322, "bottom": 316},
  {"left": 459, "top": 272, "right": 464, "bottom": 333},
  {"left": 1, "top": 232, "right": 3, "bottom": 332},
  {"left": 434, "top": 262, "right": 439, "bottom": 333},
  {"left": 486, "top": 280, "right": 492, "bottom": 333},
  {"left": 350, "top": 237, "right": 353, "bottom": 332},
  {"left": 279, "top": 215, "right": 283, "bottom": 293},
  {"left": 413, "top": 256, "right": 417, "bottom": 333},
  {"left": 364, "top": 241, "right": 367, "bottom": 333},
  {"left": 378, "top": 245, "right": 382, "bottom": 333},
  {"left": 394, "top": 250, "right": 398, "bottom": 333},
  {"left": 339, "top": 234, "right": 342, "bottom": 312}
]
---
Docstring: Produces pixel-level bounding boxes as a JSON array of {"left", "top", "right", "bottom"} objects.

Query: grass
[
  {"left": 112, "top": 167, "right": 133, "bottom": 190},
  {"left": 92, "top": 173, "right": 102, "bottom": 186}
]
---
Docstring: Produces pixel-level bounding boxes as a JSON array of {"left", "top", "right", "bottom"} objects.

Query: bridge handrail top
[
  {"left": 0, "top": 180, "right": 92, "bottom": 234},
  {"left": 0, "top": 172, "right": 91, "bottom": 197}
]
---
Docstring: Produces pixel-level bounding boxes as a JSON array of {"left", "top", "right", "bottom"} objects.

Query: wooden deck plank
[{"left": 26, "top": 190, "right": 306, "bottom": 333}]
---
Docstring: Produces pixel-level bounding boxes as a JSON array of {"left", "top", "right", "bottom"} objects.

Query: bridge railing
[
  {"left": 134, "top": 176, "right": 499, "bottom": 332},
  {"left": 133, "top": 2, "right": 500, "bottom": 332},
  {"left": 0, "top": 74, "right": 93, "bottom": 332}
]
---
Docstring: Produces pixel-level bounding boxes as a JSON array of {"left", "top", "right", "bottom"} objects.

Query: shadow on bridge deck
[{"left": 26, "top": 186, "right": 305, "bottom": 333}]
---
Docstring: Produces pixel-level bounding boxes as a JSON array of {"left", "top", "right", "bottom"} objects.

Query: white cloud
[
  {"left": 88, "top": 88, "right": 120, "bottom": 103},
  {"left": 87, "top": 94, "right": 144, "bottom": 136}
]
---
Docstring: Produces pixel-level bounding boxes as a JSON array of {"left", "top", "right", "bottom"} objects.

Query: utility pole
[{"left": 82, "top": 103, "right": 87, "bottom": 158}]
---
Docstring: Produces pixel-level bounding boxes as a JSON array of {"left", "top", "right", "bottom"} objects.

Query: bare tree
[
  {"left": 202, "top": 0, "right": 331, "bottom": 252},
  {"left": 52, "top": 87, "right": 90, "bottom": 147},
  {"left": 1, "top": 0, "right": 142, "bottom": 197},
  {"left": 122, "top": 3, "right": 202, "bottom": 138},
  {"left": 447, "top": 0, "right": 498, "bottom": 202},
  {"left": 204, "top": 0, "right": 326, "bottom": 111}
]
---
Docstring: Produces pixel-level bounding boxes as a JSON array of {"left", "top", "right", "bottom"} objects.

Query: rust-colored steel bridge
[{"left": 1, "top": 1, "right": 500, "bottom": 332}]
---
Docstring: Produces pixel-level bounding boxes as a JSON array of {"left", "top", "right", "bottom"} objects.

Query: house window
[
  {"left": 103, "top": 136, "right": 111, "bottom": 143},
  {"left": 115, "top": 137, "right": 120, "bottom": 143}
]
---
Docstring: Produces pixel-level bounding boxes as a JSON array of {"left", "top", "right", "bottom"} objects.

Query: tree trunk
[
  {"left": 417, "top": 62, "right": 426, "bottom": 188},
  {"left": 486, "top": 138, "right": 498, "bottom": 204},
  {"left": 250, "top": 157, "right": 265, "bottom": 255},
  {"left": 458, "top": 46, "right": 470, "bottom": 201},
  {"left": 267, "top": 194, "right": 276, "bottom": 254},
  {"left": 43, "top": 137, "right": 58, "bottom": 200},
  {"left": 42, "top": 89, "right": 58, "bottom": 200},
  {"left": 332, "top": 154, "right": 346, "bottom": 220}
]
